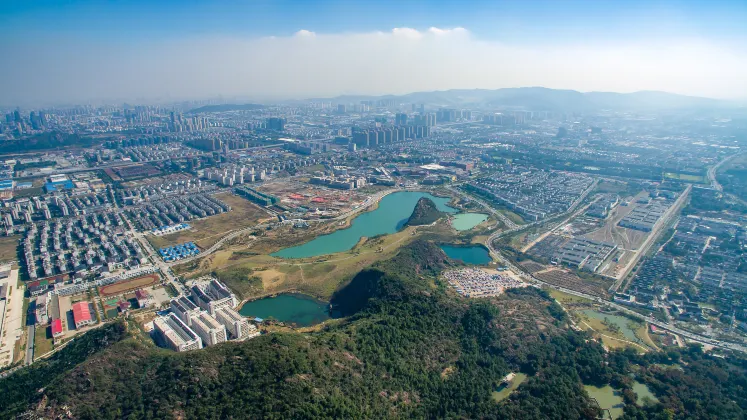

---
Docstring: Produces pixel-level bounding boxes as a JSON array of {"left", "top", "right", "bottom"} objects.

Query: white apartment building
[{"left": 154, "top": 313, "right": 203, "bottom": 352}]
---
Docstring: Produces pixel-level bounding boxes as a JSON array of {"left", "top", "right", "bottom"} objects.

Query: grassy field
[
  {"left": 147, "top": 193, "right": 271, "bottom": 250},
  {"left": 498, "top": 209, "right": 525, "bottom": 225},
  {"left": 0, "top": 235, "right": 19, "bottom": 262},
  {"left": 548, "top": 289, "right": 593, "bottom": 305},
  {"left": 492, "top": 373, "right": 528, "bottom": 403},
  {"left": 664, "top": 172, "right": 705, "bottom": 183},
  {"left": 98, "top": 274, "right": 159, "bottom": 297},
  {"left": 34, "top": 325, "right": 54, "bottom": 357},
  {"left": 176, "top": 220, "right": 461, "bottom": 300},
  {"left": 575, "top": 311, "right": 650, "bottom": 352},
  {"left": 635, "top": 324, "right": 660, "bottom": 351}
]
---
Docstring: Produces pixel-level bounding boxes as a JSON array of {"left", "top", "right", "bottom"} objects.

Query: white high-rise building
[
  {"left": 191, "top": 279, "right": 238, "bottom": 315},
  {"left": 189, "top": 311, "right": 228, "bottom": 346},
  {"left": 154, "top": 313, "right": 203, "bottom": 352},
  {"left": 170, "top": 296, "right": 201, "bottom": 326},
  {"left": 215, "top": 307, "right": 259, "bottom": 340}
]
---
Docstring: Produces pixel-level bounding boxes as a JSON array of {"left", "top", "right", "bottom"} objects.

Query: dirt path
[{"left": 580, "top": 320, "right": 649, "bottom": 352}]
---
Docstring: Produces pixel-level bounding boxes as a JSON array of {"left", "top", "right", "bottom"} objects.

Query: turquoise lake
[
  {"left": 440, "top": 244, "right": 492, "bottom": 265},
  {"left": 238, "top": 293, "right": 333, "bottom": 326},
  {"left": 451, "top": 213, "right": 488, "bottom": 231},
  {"left": 272, "top": 191, "right": 457, "bottom": 259}
]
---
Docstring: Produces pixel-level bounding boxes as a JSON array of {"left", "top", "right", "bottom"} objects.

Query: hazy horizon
[{"left": 2, "top": 0, "right": 746, "bottom": 106}]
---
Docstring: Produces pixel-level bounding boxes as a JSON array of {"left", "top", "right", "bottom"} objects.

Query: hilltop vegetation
[
  {"left": 0, "top": 241, "right": 745, "bottom": 419},
  {"left": 405, "top": 197, "right": 445, "bottom": 226}
]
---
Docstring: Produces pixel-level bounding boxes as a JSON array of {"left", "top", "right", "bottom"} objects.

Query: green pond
[
  {"left": 451, "top": 213, "right": 488, "bottom": 231},
  {"left": 584, "top": 385, "right": 625, "bottom": 419},
  {"left": 440, "top": 244, "right": 492, "bottom": 265},
  {"left": 238, "top": 293, "right": 333, "bottom": 326},
  {"left": 272, "top": 191, "right": 457, "bottom": 259},
  {"left": 581, "top": 309, "right": 641, "bottom": 343},
  {"left": 585, "top": 381, "right": 658, "bottom": 419},
  {"left": 632, "top": 381, "right": 658, "bottom": 404}
]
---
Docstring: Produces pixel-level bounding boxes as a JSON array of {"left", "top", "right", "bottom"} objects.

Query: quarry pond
[
  {"left": 238, "top": 293, "right": 335, "bottom": 326},
  {"left": 272, "top": 191, "right": 457, "bottom": 259}
]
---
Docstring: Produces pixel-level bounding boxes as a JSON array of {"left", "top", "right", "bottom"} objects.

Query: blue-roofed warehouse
[{"left": 44, "top": 180, "right": 75, "bottom": 193}]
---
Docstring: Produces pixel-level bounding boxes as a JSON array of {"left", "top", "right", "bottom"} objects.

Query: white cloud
[
  {"left": 392, "top": 27, "right": 423, "bottom": 39},
  {"left": 0, "top": 27, "right": 745, "bottom": 105}
]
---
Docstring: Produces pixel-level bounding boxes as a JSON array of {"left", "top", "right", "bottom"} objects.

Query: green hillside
[
  {"left": 0, "top": 241, "right": 745, "bottom": 419},
  {"left": 405, "top": 197, "right": 445, "bottom": 226}
]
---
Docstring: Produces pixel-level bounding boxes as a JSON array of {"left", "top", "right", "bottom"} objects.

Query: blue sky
[
  {"left": 1, "top": 0, "right": 746, "bottom": 104},
  {"left": 2, "top": 0, "right": 746, "bottom": 42}
]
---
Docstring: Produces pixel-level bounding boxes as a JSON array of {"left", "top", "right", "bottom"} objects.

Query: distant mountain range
[
  {"left": 188, "top": 88, "right": 730, "bottom": 113},
  {"left": 311, "top": 87, "right": 728, "bottom": 111}
]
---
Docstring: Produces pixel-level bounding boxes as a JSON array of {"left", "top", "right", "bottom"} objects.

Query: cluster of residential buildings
[
  {"left": 153, "top": 279, "right": 259, "bottom": 352},
  {"left": 467, "top": 167, "right": 594, "bottom": 221},
  {"left": 309, "top": 174, "right": 367, "bottom": 190},
  {"left": 624, "top": 211, "right": 747, "bottom": 331},
  {"left": 126, "top": 192, "right": 230, "bottom": 232},
  {"left": 120, "top": 143, "right": 207, "bottom": 163},
  {"left": 118, "top": 178, "right": 216, "bottom": 205},
  {"left": 203, "top": 164, "right": 267, "bottom": 186},
  {"left": 23, "top": 212, "right": 144, "bottom": 279}
]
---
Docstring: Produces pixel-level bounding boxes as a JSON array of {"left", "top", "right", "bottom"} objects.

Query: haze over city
[
  {"left": 2, "top": 1, "right": 747, "bottom": 419},
  {"left": 1, "top": 0, "right": 747, "bottom": 105}
]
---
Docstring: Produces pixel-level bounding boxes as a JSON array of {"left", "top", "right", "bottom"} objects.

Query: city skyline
[{"left": 1, "top": 0, "right": 747, "bottom": 105}]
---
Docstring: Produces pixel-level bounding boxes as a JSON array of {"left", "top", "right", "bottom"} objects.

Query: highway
[
  {"left": 472, "top": 180, "right": 746, "bottom": 354},
  {"left": 486, "top": 245, "right": 747, "bottom": 353},
  {"left": 707, "top": 152, "right": 743, "bottom": 192}
]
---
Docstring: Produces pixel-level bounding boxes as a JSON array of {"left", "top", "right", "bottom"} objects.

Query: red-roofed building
[
  {"left": 72, "top": 301, "right": 94, "bottom": 329},
  {"left": 51, "top": 318, "right": 64, "bottom": 338},
  {"left": 135, "top": 289, "right": 151, "bottom": 308}
]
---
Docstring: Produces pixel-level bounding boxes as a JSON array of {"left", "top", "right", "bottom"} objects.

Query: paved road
[
  {"left": 485, "top": 237, "right": 747, "bottom": 353},
  {"left": 521, "top": 195, "right": 602, "bottom": 253},
  {"left": 445, "top": 184, "right": 518, "bottom": 229},
  {"left": 610, "top": 184, "right": 692, "bottom": 292},
  {"left": 707, "top": 153, "right": 743, "bottom": 192},
  {"left": 475, "top": 181, "right": 746, "bottom": 353},
  {"left": 24, "top": 325, "right": 34, "bottom": 365},
  {"left": 486, "top": 178, "right": 599, "bottom": 252}
]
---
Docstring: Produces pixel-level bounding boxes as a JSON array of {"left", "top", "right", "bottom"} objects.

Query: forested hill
[
  {"left": 405, "top": 197, "right": 445, "bottom": 226},
  {"left": 0, "top": 241, "right": 745, "bottom": 419}
]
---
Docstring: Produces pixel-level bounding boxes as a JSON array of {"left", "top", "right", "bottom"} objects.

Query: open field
[
  {"left": 498, "top": 208, "right": 525, "bottom": 225},
  {"left": 147, "top": 192, "right": 271, "bottom": 250},
  {"left": 548, "top": 288, "right": 593, "bottom": 305},
  {"left": 34, "top": 325, "right": 54, "bottom": 357},
  {"left": 664, "top": 172, "right": 705, "bottom": 183},
  {"left": 574, "top": 309, "right": 651, "bottom": 352},
  {"left": 98, "top": 274, "right": 159, "bottom": 297},
  {"left": 176, "top": 219, "right": 461, "bottom": 300},
  {"left": 0, "top": 236, "right": 19, "bottom": 262}
]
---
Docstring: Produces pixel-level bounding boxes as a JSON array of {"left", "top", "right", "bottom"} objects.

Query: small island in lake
[{"left": 405, "top": 197, "right": 446, "bottom": 226}]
